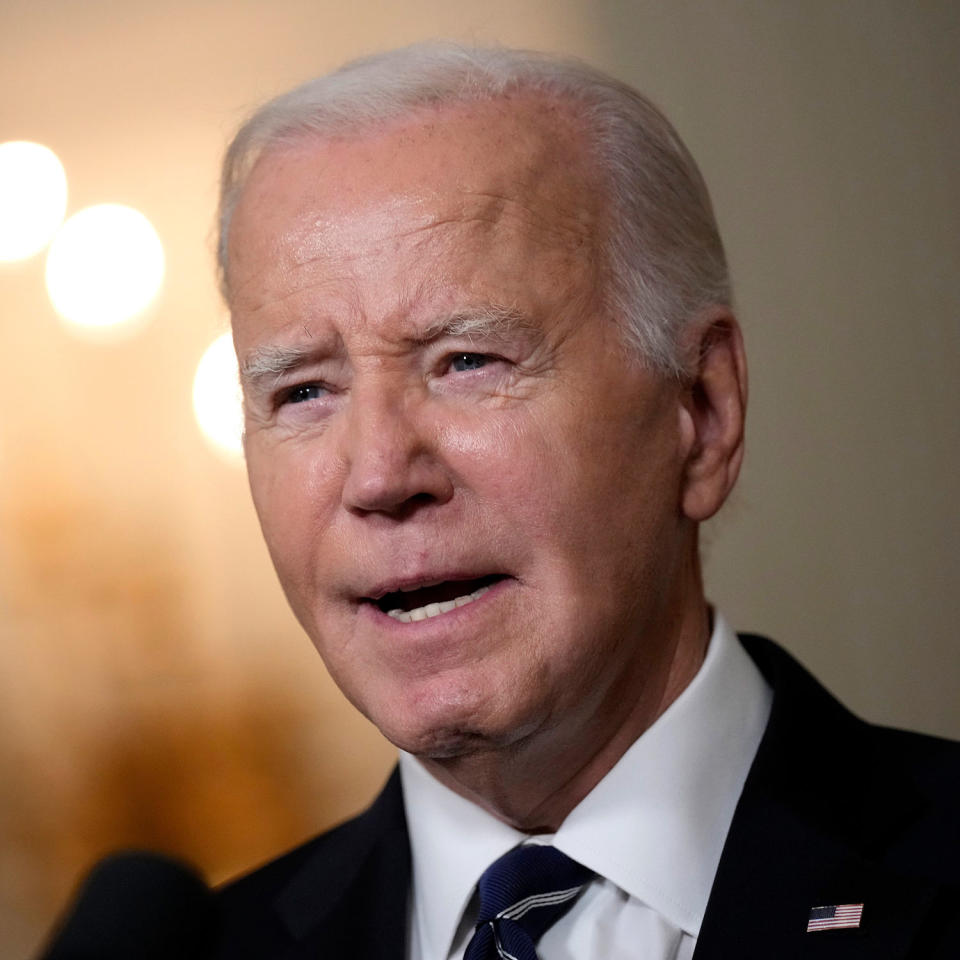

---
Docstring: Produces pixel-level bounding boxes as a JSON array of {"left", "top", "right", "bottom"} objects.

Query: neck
[{"left": 419, "top": 582, "right": 712, "bottom": 832}]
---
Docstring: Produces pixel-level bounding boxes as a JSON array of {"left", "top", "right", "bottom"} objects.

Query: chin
[
  {"left": 351, "top": 661, "right": 545, "bottom": 759},
  {"left": 404, "top": 728, "right": 491, "bottom": 760},
  {"left": 378, "top": 708, "right": 497, "bottom": 759},
  {"left": 374, "top": 691, "right": 539, "bottom": 763}
]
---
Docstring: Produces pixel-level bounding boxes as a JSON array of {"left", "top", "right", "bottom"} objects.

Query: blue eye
[
  {"left": 286, "top": 383, "right": 326, "bottom": 404},
  {"left": 451, "top": 353, "right": 490, "bottom": 372}
]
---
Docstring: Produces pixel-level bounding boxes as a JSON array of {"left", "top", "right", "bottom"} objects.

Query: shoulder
[
  {"left": 216, "top": 824, "right": 343, "bottom": 923},
  {"left": 698, "top": 634, "right": 960, "bottom": 955},
  {"left": 214, "top": 769, "right": 408, "bottom": 957},
  {"left": 740, "top": 632, "right": 960, "bottom": 765},
  {"left": 740, "top": 633, "right": 960, "bottom": 877}
]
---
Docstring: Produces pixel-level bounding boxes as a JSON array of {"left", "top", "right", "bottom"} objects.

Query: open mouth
[{"left": 368, "top": 574, "right": 506, "bottom": 623}]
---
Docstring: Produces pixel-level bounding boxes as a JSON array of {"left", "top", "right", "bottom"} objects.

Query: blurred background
[{"left": 1, "top": 0, "right": 957, "bottom": 954}]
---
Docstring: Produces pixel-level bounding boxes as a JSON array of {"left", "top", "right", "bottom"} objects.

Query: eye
[
  {"left": 284, "top": 383, "right": 328, "bottom": 404},
  {"left": 450, "top": 352, "right": 493, "bottom": 373}
]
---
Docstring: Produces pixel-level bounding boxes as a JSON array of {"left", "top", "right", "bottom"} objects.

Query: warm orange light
[
  {"left": 45, "top": 204, "right": 164, "bottom": 338},
  {"left": 0, "top": 141, "right": 68, "bottom": 261},
  {"left": 193, "top": 333, "right": 244, "bottom": 460}
]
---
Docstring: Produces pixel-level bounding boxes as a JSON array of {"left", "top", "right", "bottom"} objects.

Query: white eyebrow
[
  {"left": 239, "top": 305, "right": 535, "bottom": 391},
  {"left": 239, "top": 343, "right": 318, "bottom": 390},
  {"left": 418, "top": 304, "right": 534, "bottom": 342}
]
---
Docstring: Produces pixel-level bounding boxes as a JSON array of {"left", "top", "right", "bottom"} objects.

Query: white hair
[{"left": 217, "top": 42, "right": 730, "bottom": 375}]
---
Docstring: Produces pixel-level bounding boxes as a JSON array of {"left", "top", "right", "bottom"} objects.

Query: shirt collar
[
  {"left": 552, "top": 612, "right": 772, "bottom": 934},
  {"left": 399, "top": 613, "right": 772, "bottom": 956},
  {"left": 400, "top": 748, "right": 524, "bottom": 960}
]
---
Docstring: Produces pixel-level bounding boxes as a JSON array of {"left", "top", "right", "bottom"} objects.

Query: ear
[{"left": 677, "top": 308, "right": 748, "bottom": 522}]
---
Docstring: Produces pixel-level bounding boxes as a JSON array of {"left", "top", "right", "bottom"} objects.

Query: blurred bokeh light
[
  {"left": 193, "top": 332, "right": 244, "bottom": 459},
  {"left": 0, "top": 141, "right": 68, "bottom": 262},
  {"left": 45, "top": 203, "right": 164, "bottom": 338},
  {"left": 1, "top": 4, "right": 957, "bottom": 959}
]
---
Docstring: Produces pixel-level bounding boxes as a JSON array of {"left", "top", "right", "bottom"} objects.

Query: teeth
[{"left": 386, "top": 584, "right": 491, "bottom": 623}]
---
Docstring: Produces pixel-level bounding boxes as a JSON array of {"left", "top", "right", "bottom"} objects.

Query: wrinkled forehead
[{"left": 224, "top": 96, "right": 607, "bottom": 298}]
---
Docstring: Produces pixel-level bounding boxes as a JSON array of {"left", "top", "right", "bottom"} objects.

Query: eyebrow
[
  {"left": 239, "top": 304, "right": 536, "bottom": 392},
  {"left": 240, "top": 342, "right": 319, "bottom": 389},
  {"left": 417, "top": 304, "right": 534, "bottom": 342}
]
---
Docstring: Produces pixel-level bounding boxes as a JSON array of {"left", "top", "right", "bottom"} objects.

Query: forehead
[{"left": 225, "top": 97, "right": 605, "bottom": 313}]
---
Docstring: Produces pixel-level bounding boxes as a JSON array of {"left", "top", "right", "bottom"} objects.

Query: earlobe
[{"left": 678, "top": 309, "right": 748, "bottom": 522}]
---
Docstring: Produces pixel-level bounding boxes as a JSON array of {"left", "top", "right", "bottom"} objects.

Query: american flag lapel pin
[{"left": 806, "top": 903, "right": 864, "bottom": 932}]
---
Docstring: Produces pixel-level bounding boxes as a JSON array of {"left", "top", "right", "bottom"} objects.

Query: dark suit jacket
[{"left": 215, "top": 636, "right": 960, "bottom": 958}]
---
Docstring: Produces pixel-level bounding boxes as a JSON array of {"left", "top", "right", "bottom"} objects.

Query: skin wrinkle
[
  {"left": 237, "top": 206, "right": 575, "bottom": 406},
  {"left": 463, "top": 190, "right": 597, "bottom": 247},
  {"left": 240, "top": 307, "right": 547, "bottom": 415},
  {"left": 218, "top": 87, "right": 669, "bottom": 313},
  {"left": 229, "top": 125, "right": 599, "bottom": 319},
  {"left": 230, "top": 261, "right": 364, "bottom": 327},
  {"left": 231, "top": 97, "right": 745, "bottom": 831}
]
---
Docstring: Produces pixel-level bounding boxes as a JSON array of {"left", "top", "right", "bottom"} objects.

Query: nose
[{"left": 340, "top": 386, "right": 454, "bottom": 517}]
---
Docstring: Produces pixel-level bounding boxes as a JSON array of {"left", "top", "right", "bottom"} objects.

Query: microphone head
[{"left": 39, "top": 851, "right": 216, "bottom": 960}]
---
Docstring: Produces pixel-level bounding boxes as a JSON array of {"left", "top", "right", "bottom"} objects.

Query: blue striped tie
[{"left": 463, "top": 845, "right": 593, "bottom": 960}]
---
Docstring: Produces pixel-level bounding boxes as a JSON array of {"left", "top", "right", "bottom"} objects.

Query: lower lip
[{"left": 359, "top": 577, "right": 513, "bottom": 631}]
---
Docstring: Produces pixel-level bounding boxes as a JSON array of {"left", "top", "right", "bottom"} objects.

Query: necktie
[{"left": 463, "top": 845, "right": 593, "bottom": 960}]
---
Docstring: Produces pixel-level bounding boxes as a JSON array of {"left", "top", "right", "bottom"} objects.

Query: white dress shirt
[{"left": 399, "top": 613, "right": 773, "bottom": 960}]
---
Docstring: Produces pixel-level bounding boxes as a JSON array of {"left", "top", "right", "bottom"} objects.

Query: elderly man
[{"left": 213, "top": 43, "right": 958, "bottom": 960}]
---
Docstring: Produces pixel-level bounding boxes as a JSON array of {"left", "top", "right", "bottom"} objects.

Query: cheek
[
  {"left": 246, "top": 437, "right": 342, "bottom": 581},
  {"left": 441, "top": 413, "right": 560, "bottom": 527},
  {"left": 447, "top": 402, "right": 642, "bottom": 521},
  {"left": 455, "top": 399, "right": 686, "bottom": 593}
]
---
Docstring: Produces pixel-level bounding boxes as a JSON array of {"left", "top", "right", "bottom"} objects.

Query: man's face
[{"left": 229, "top": 100, "right": 698, "bottom": 761}]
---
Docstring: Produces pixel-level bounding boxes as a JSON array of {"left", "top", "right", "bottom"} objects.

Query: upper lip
[{"left": 359, "top": 571, "right": 506, "bottom": 602}]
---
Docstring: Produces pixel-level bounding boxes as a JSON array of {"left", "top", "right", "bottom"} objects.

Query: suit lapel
[
  {"left": 694, "top": 636, "right": 942, "bottom": 960},
  {"left": 274, "top": 769, "right": 410, "bottom": 960},
  {"left": 246, "top": 639, "right": 955, "bottom": 959}
]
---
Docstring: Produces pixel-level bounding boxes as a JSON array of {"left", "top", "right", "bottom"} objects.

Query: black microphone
[{"left": 38, "top": 851, "right": 216, "bottom": 960}]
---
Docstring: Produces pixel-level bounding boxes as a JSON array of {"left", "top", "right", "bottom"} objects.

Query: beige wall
[{"left": 1, "top": 1, "right": 956, "bottom": 954}]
